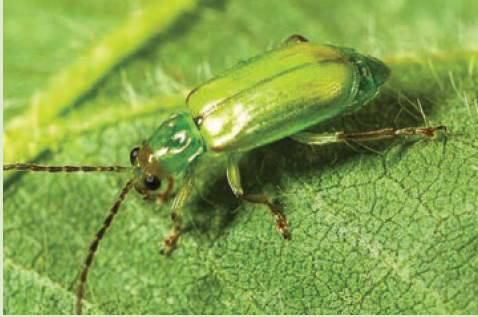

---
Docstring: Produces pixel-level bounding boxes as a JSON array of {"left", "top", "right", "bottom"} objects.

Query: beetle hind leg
[
  {"left": 226, "top": 155, "right": 291, "bottom": 240},
  {"left": 291, "top": 125, "right": 447, "bottom": 145}
]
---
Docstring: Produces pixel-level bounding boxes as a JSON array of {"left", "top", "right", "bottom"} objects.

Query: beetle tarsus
[
  {"left": 241, "top": 193, "right": 291, "bottom": 240},
  {"left": 160, "top": 232, "right": 180, "bottom": 255},
  {"left": 276, "top": 215, "right": 292, "bottom": 240}
]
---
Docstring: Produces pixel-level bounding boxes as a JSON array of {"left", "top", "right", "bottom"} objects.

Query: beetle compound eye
[
  {"left": 144, "top": 174, "right": 161, "bottom": 191},
  {"left": 130, "top": 147, "right": 140, "bottom": 165}
]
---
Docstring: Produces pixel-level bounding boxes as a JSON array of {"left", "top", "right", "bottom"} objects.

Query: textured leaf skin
[{"left": 3, "top": 0, "right": 478, "bottom": 314}]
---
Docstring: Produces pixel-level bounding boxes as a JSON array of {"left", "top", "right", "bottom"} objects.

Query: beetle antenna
[
  {"left": 3, "top": 163, "right": 129, "bottom": 173},
  {"left": 76, "top": 179, "right": 134, "bottom": 315}
]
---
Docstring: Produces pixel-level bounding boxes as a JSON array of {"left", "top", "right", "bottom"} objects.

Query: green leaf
[{"left": 4, "top": 0, "right": 478, "bottom": 314}]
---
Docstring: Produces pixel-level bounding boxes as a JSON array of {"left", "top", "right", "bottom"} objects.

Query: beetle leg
[
  {"left": 155, "top": 176, "right": 174, "bottom": 203},
  {"left": 227, "top": 155, "right": 291, "bottom": 240},
  {"left": 290, "top": 131, "right": 343, "bottom": 145},
  {"left": 159, "top": 166, "right": 195, "bottom": 255},
  {"left": 291, "top": 125, "right": 446, "bottom": 145}
]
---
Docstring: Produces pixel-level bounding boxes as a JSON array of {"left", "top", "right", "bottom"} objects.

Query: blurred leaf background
[{"left": 3, "top": 0, "right": 478, "bottom": 314}]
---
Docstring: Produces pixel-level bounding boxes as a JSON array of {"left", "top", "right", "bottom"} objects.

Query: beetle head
[
  {"left": 128, "top": 114, "right": 204, "bottom": 202},
  {"left": 129, "top": 144, "right": 174, "bottom": 202}
]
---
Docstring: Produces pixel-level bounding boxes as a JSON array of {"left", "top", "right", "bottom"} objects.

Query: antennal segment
[
  {"left": 76, "top": 179, "right": 134, "bottom": 315},
  {"left": 3, "top": 163, "right": 129, "bottom": 173}
]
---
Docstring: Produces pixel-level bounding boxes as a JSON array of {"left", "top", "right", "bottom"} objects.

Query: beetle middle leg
[
  {"left": 226, "top": 155, "right": 291, "bottom": 240},
  {"left": 290, "top": 125, "right": 446, "bottom": 145}
]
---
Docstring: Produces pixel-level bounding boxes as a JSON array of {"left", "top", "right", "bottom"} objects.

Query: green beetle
[
  {"left": 3, "top": 35, "right": 445, "bottom": 314},
  {"left": 129, "top": 34, "right": 391, "bottom": 250}
]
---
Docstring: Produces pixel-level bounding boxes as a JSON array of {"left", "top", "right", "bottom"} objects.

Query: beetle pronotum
[{"left": 3, "top": 35, "right": 446, "bottom": 314}]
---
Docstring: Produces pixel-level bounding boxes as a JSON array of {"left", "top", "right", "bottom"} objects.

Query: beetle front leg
[
  {"left": 227, "top": 155, "right": 291, "bottom": 240},
  {"left": 140, "top": 176, "right": 174, "bottom": 203},
  {"left": 156, "top": 175, "right": 174, "bottom": 203},
  {"left": 159, "top": 167, "right": 195, "bottom": 255},
  {"left": 290, "top": 125, "right": 446, "bottom": 145}
]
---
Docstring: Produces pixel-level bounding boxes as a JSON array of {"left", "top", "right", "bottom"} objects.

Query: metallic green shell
[{"left": 187, "top": 41, "right": 390, "bottom": 152}]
